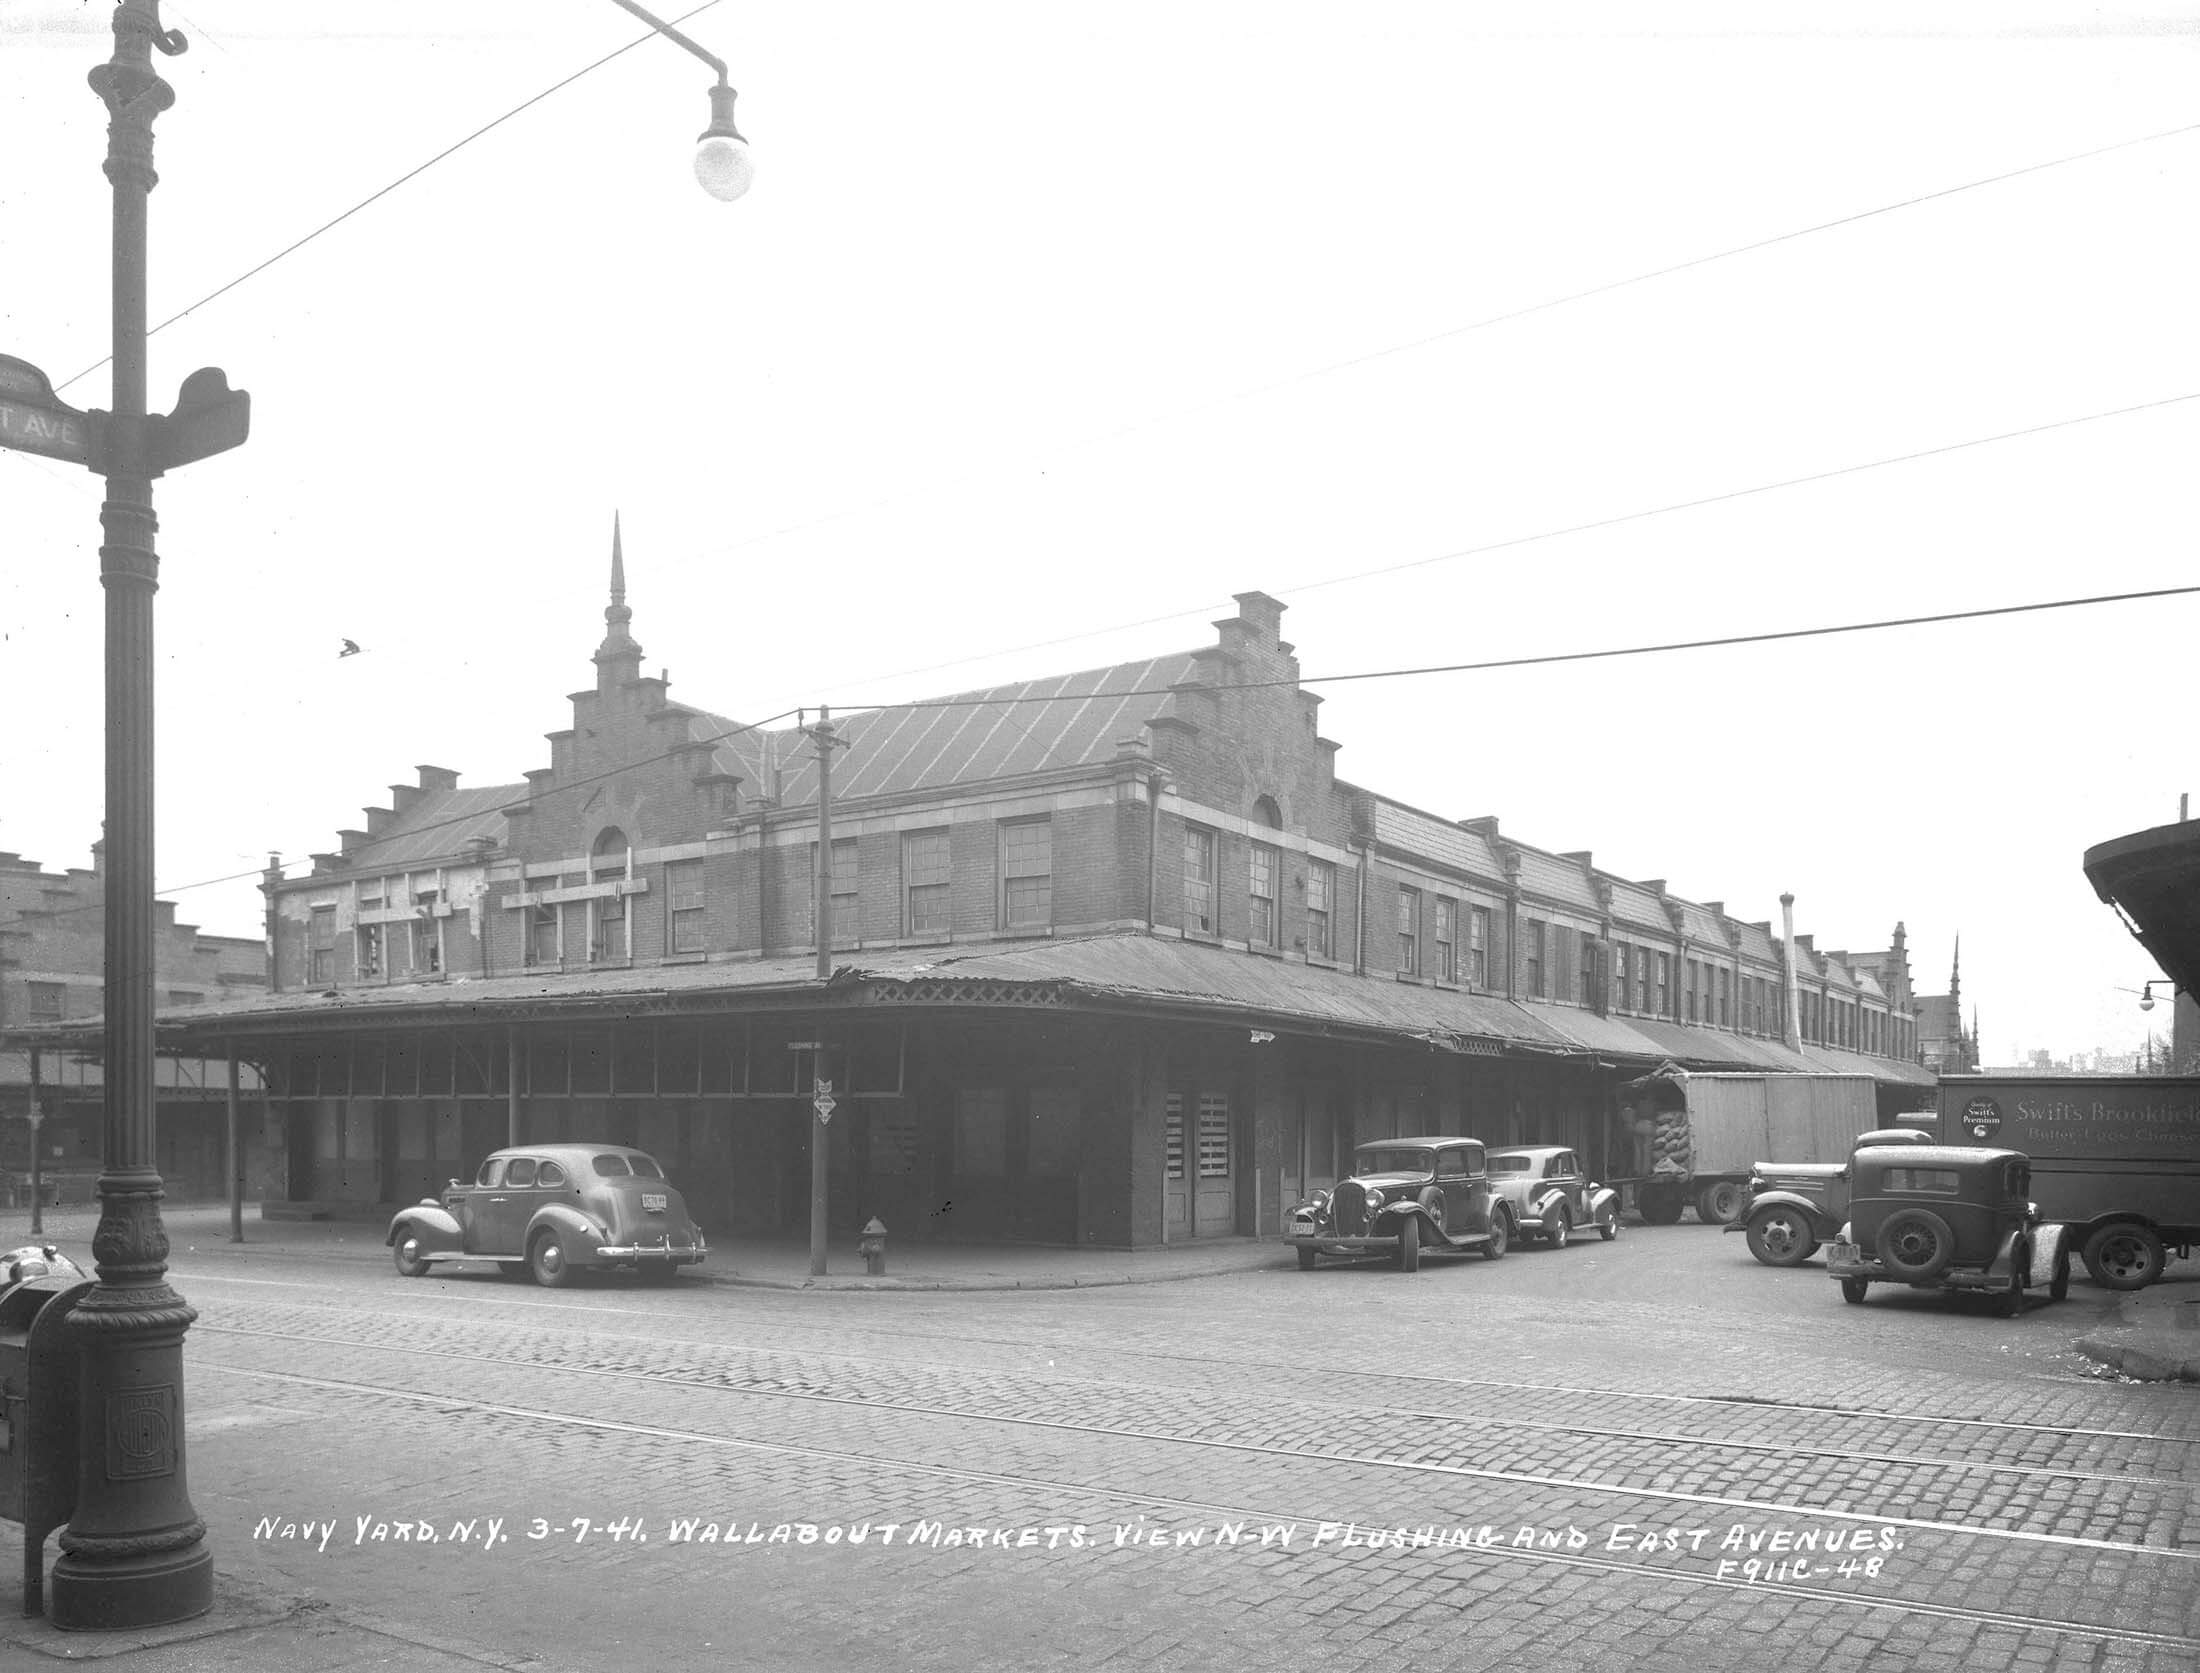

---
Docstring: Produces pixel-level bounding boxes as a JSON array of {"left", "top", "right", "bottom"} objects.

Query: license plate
[{"left": 641, "top": 1193, "right": 666, "bottom": 1213}]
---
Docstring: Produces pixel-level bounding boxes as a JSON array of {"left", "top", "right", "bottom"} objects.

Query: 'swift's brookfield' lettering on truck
[{"left": 1933, "top": 1075, "right": 2200, "bottom": 1289}]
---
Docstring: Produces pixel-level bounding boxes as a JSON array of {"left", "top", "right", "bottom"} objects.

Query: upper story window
[
  {"left": 591, "top": 830, "right": 630, "bottom": 963},
  {"left": 527, "top": 882, "right": 560, "bottom": 966},
  {"left": 1655, "top": 951, "right": 1671, "bottom": 1016},
  {"left": 814, "top": 836, "right": 858, "bottom": 945},
  {"left": 1396, "top": 885, "right": 1420, "bottom": 976},
  {"left": 1685, "top": 959, "right": 1700, "bottom": 1022},
  {"left": 1248, "top": 842, "right": 1278, "bottom": 948},
  {"left": 903, "top": 829, "right": 951, "bottom": 935},
  {"left": 1182, "top": 826, "right": 1216, "bottom": 935},
  {"left": 308, "top": 904, "right": 336, "bottom": 984},
  {"left": 667, "top": 858, "right": 707, "bottom": 953},
  {"left": 1635, "top": 945, "right": 1652, "bottom": 1012},
  {"left": 26, "top": 982, "right": 64, "bottom": 1020},
  {"left": 410, "top": 870, "right": 443, "bottom": 975},
  {"left": 356, "top": 876, "right": 386, "bottom": 978},
  {"left": 1609, "top": 942, "right": 1630, "bottom": 1010},
  {"left": 1306, "top": 859, "right": 1335, "bottom": 960},
  {"left": 1525, "top": 919, "right": 1547, "bottom": 999},
  {"left": 1001, "top": 819, "right": 1052, "bottom": 931},
  {"left": 1469, "top": 905, "right": 1491, "bottom": 988},
  {"left": 1433, "top": 897, "right": 1457, "bottom": 984},
  {"left": 1579, "top": 935, "right": 1597, "bottom": 1008}
]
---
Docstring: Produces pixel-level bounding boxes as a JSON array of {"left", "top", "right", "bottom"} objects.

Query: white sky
[{"left": 3, "top": 2, "right": 2195, "bottom": 1063}]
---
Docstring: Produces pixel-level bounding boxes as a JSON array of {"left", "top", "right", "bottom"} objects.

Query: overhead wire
[
  {"left": 52, "top": 1, "right": 728, "bottom": 395},
  {"left": 653, "top": 117, "right": 2200, "bottom": 601},
  {"left": 839, "top": 583, "right": 2200, "bottom": 713}
]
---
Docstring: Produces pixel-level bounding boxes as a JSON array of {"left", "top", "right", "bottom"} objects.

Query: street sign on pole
[
  {"left": 813, "top": 1084, "right": 837, "bottom": 1124},
  {"left": 150, "top": 367, "right": 248, "bottom": 472},
  {"left": 0, "top": 354, "right": 99, "bottom": 467}
]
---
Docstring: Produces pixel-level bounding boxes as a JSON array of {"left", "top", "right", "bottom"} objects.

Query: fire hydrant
[{"left": 857, "top": 1217, "right": 889, "bottom": 1276}]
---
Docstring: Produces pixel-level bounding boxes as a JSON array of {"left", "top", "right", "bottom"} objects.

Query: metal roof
[
  {"left": 337, "top": 785, "right": 522, "bottom": 872},
  {"left": 725, "top": 655, "right": 1206, "bottom": 810}
]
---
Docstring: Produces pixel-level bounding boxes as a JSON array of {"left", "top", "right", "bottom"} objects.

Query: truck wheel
[
  {"left": 1876, "top": 1208, "right": 1955, "bottom": 1282},
  {"left": 1638, "top": 1186, "right": 1685, "bottom": 1226},
  {"left": 1745, "top": 1207, "right": 1818, "bottom": 1268},
  {"left": 391, "top": 1232, "right": 431, "bottom": 1278},
  {"left": 1396, "top": 1214, "right": 1421, "bottom": 1273},
  {"left": 1296, "top": 1246, "right": 1318, "bottom": 1271},
  {"left": 2082, "top": 1224, "right": 2165, "bottom": 1291},
  {"left": 1839, "top": 1277, "right": 1870, "bottom": 1305},
  {"left": 1696, "top": 1180, "right": 1746, "bottom": 1226}
]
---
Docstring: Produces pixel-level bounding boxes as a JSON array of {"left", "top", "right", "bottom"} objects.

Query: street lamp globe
[
  {"left": 695, "top": 82, "right": 752, "bottom": 201},
  {"left": 695, "top": 132, "right": 753, "bottom": 200}
]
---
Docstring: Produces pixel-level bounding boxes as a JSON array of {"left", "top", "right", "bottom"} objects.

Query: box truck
[
  {"left": 1928, "top": 1075, "right": 2200, "bottom": 1289},
  {"left": 1612, "top": 1068, "right": 1888, "bottom": 1225}
]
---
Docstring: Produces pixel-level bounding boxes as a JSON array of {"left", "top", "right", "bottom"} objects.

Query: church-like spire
[{"left": 593, "top": 511, "right": 642, "bottom": 684}]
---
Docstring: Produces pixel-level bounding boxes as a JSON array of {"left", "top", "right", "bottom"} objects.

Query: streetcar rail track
[
  {"left": 179, "top": 1271, "right": 2200, "bottom": 1450},
  {"left": 193, "top": 1323, "right": 2200, "bottom": 1560},
  {"left": 193, "top": 1317, "right": 2179, "bottom": 1490},
  {"left": 193, "top": 1357, "right": 2200, "bottom": 1658}
]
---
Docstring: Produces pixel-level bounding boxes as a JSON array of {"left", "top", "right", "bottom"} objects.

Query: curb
[
  {"left": 2072, "top": 1330, "right": 2200, "bottom": 1383},
  {"left": 137, "top": 1223, "right": 1288, "bottom": 1294}
]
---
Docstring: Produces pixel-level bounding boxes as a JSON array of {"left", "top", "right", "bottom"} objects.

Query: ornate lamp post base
[{"left": 47, "top": 1180, "right": 211, "bottom": 1630}]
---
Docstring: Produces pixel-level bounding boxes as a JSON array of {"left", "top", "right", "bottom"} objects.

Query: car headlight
[
  {"left": 1306, "top": 1190, "right": 1331, "bottom": 1214},
  {"left": 1364, "top": 1188, "right": 1384, "bottom": 1211}
]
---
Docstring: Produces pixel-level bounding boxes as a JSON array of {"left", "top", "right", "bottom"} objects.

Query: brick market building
[
  {"left": 155, "top": 532, "right": 1933, "bottom": 1243},
  {"left": 0, "top": 844, "right": 267, "bottom": 1204}
]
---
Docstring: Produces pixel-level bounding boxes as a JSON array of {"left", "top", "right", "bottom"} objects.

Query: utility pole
[{"left": 807, "top": 708, "right": 843, "bottom": 1276}]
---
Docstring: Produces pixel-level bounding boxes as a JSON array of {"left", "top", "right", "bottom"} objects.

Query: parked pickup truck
[
  {"left": 1928, "top": 1075, "right": 2200, "bottom": 1290},
  {"left": 1726, "top": 1129, "right": 1933, "bottom": 1266}
]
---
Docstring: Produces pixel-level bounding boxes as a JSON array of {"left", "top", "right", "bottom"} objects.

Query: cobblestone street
[{"left": 6, "top": 1227, "right": 2198, "bottom": 1671}]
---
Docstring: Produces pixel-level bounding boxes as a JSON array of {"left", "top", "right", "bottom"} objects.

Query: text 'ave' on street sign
[{"left": 0, "top": 354, "right": 95, "bottom": 467}]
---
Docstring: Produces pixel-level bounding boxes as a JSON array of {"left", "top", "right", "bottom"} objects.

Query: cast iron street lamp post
[{"left": 45, "top": 0, "right": 231, "bottom": 1630}]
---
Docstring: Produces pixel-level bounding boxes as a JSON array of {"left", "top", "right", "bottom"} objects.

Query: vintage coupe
[
  {"left": 1728, "top": 1129, "right": 1934, "bottom": 1267},
  {"left": 1287, "top": 1137, "right": 1516, "bottom": 1271},
  {"left": 1487, "top": 1146, "right": 1620, "bottom": 1247},
  {"left": 387, "top": 1144, "right": 706, "bottom": 1288},
  {"left": 1826, "top": 1142, "right": 2069, "bottom": 1314}
]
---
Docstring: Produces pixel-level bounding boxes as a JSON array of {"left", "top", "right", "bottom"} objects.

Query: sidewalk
[
  {"left": 5, "top": 1201, "right": 1288, "bottom": 1292},
  {"left": 2070, "top": 1266, "right": 2200, "bottom": 1383}
]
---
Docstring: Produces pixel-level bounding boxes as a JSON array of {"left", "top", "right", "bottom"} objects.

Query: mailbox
[{"left": 0, "top": 1247, "right": 90, "bottom": 1618}]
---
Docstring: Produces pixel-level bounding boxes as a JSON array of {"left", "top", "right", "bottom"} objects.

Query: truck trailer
[
  {"left": 1613, "top": 1068, "right": 1890, "bottom": 1226},
  {"left": 1928, "top": 1074, "right": 2200, "bottom": 1289}
]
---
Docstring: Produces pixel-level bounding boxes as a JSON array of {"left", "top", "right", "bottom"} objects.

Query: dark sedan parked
[
  {"left": 388, "top": 1144, "right": 706, "bottom": 1288},
  {"left": 1287, "top": 1137, "right": 1515, "bottom": 1271},
  {"left": 1826, "top": 1143, "right": 2068, "bottom": 1314}
]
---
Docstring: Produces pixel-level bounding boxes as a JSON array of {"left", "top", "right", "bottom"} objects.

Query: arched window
[
  {"left": 591, "top": 827, "right": 630, "bottom": 962},
  {"left": 1253, "top": 795, "right": 1283, "bottom": 829}
]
